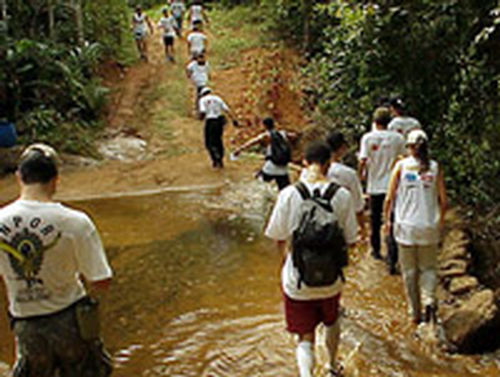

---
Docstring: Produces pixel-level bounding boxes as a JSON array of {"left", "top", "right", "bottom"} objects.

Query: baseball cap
[
  {"left": 326, "top": 130, "right": 347, "bottom": 152},
  {"left": 200, "top": 87, "right": 212, "bottom": 96},
  {"left": 406, "top": 129, "right": 428, "bottom": 145},
  {"left": 389, "top": 97, "right": 405, "bottom": 111},
  {"left": 20, "top": 143, "right": 60, "bottom": 165}
]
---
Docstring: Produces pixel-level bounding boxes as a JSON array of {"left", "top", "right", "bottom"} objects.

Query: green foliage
[
  {"left": 0, "top": 0, "right": 134, "bottom": 154},
  {"left": 288, "top": 0, "right": 500, "bottom": 210}
]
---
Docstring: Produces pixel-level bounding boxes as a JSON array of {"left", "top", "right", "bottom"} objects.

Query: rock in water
[{"left": 441, "top": 289, "right": 498, "bottom": 351}]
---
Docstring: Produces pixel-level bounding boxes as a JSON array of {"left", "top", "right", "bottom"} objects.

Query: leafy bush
[{"left": 259, "top": 0, "right": 500, "bottom": 210}]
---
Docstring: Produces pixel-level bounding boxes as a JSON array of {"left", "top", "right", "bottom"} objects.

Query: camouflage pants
[{"left": 12, "top": 301, "right": 112, "bottom": 377}]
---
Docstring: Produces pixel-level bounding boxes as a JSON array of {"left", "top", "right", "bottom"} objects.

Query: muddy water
[{"left": 1, "top": 181, "right": 499, "bottom": 377}]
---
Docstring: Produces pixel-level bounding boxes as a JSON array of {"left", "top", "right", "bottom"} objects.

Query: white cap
[
  {"left": 20, "top": 143, "right": 60, "bottom": 165},
  {"left": 200, "top": 87, "right": 212, "bottom": 96},
  {"left": 406, "top": 129, "right": 428, "bottom": 145}
]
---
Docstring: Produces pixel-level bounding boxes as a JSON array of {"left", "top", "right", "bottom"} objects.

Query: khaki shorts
[{"left": 11, "top": 300, "right": 112, "bottom": 377}]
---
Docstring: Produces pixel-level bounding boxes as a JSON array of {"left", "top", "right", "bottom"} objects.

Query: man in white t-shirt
[
  {"left": 198, "top": 87, "right": 239, "bottom": 168},
  {"left": 388, "top": 97, "right": 421, "bottom": 138},
  {"left": 188, "top": 0, "right": 209, "bottom": 29},
  {"left": 186, "top": 53, "right": 210, "bottom": 114},
  {"left": 359, "top": 107, "right": 405, "bottom": 261},
  {"left": 157, "top": 8, "right": 177, "bottom": 62},
  {"left": 266, "top": 141, "right": 358, "bottom": 377},
  {"left": 132, "top": 6, "right": 154, "bottom": 61},
  {"left": 0, "top": 144, "right": 113, "bottom": 377},
  {"left": 186, "top": 20, "right": 208, "bottom": 59},
  {"left": 170, "top": 0, "right": 186, "bottom": 36}
]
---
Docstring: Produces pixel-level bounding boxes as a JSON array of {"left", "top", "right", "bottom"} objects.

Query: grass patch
[{"left": 208, "top": 5, "right": 266, "bottom": 69}]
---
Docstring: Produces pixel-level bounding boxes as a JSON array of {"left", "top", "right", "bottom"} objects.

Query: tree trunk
[
  {"left": 302, "top": 0, "right": 312, "bottom": 52},
  {"left": 48, "top": 0, "right": 55, "bottom": 38},
  {"left": 69, "top": 0, "right": 84, "bottom": 45}
]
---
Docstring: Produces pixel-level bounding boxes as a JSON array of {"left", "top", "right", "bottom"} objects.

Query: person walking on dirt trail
[
  {"left": 358, "top": 107, "right": 405, "bottom": 263},
  {"left": 186, "top": 53, "right": 210, "bottom": 114},
  {"left": 170, "top": 0, "right": 186, "bottom": 37},
  {"left": 388, "top": 97, "right": 422, "bottom": 138},
  {"left": 383, "top": 129, "right": 447, "bottom": 325},
  {"left": 188, "top": 0, "right": 209, "bottom": 29},
  {"left": 326, "top": 131, "right": 366, "bottom": 238},
  {"left": 232, "top": 117, "right": 294, "bottom": 190},
  {"left": 158, "top": 8, "right": 177, "bottom": 62},
  {"left": 199, "top": 87, "right": 239, "bottom": 168},
  {"left": 132, "top": 6, "right": 154, "bottom": 61},
  {"left": 265, "top": 141, "right": 358, "bottom": 377},
  {"left": 187, "top": 20, "right": 208, "bottom": 59},
  {"left": 0, "top": 144, "right": 113, "bottom": 377}
]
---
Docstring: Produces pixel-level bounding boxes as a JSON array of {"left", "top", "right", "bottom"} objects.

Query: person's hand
[{"left": 382, "top": 221, "right": 391, "bottom": 236}]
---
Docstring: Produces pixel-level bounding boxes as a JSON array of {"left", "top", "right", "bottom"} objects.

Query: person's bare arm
[
  {"left": 276, "top": 240, "right": 287, "bottom": 260},
  {"left": 437, "top": 166, "right": 448, "bottom": 231},
  {"left": 358, "top": 158, "right": 368, "bottom": 182},
  {"left": 383, "top": 164, "right": 401, "bottom": 235},
  {"left": 234, "top": 132, "right": 267, "bottom": 155}
]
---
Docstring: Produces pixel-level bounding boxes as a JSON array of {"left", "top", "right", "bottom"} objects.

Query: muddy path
[{"left": 1, "top": 6, "right": 500, "bottom": 377}]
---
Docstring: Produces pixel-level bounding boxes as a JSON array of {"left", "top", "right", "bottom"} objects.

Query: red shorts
[{"left": 284, "top": 293, "right": 341, "bottom": 335}]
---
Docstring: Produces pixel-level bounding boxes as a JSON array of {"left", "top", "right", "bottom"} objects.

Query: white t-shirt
[
  {"left": 359, "top": 129, "right": 405, "bottom": 194},
  {"left": 171, "top": 2, "right": 186, "bottom": 18},
  {"left": 265, "top": 179, "right": 358, "bottom": 301},
  {"left": 190, "top": 5, "right": 203, "bottom": 23},
  {"left": 199, "top": 94, "right": 229, "bottom": 119},
  {"left": 394, "top": 157, "right": 441, "bottom": 245},
  {"left": 327, "top": 162, "right": 364, "bottom": 213},
  {"left": 186, "top": 60, "right": 209, "bottom": 88},
  {"left": 187, "top": 31, "right": 207, "bottom": 55},
  {"left": 388, "top": 116, "right": 421, "bottom": 137},
  {"left": 262, "top": 131, "right": 289, "bottom": 176},
  {"left": 0, "top": 200, "right": 112, "bottom": 318},
  {"left": 158, "top": 16, "right": 177, "bottom": 37},
  {"left": 133, "top": 13, "right": 147, "bottom": 34}
]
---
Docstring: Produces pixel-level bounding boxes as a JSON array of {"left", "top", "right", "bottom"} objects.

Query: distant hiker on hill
[
  {"left": 186, "top": 20, "right": 208, "bottom": 59},
  {"left": 388, "top": 97, "right": 421, "bottom": 137},
  {"left": 132, "top": 6, "right": 154, "bottom": 61},
  {"left": 199, "top": 87, "right": 239, "bottom": 168},
  {"left": 186, "top": 53, "right": 210, "bottom": 114},
  {"left": 232, "top": 118, "right": 294, "bottom": 190},
  {"left": 188, "top": 0, "right": 209, "bottom": 29},
  {"left": 359, "top": 107, "right": 405, "bottom": 264},
  {"left": 170, "top": 0, "right": 186, "bottom": 37},
  {"left": 265, "top": 141, "right": 358, "bottom": 377},
  {"left": 157, "top": 8, "right": 177, "bottom": 62},
  {"left": 384, "top": 129, "right": 447, "bottom": 325}
]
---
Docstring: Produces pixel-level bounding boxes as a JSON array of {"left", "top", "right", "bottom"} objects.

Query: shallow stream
[{"left": 1, "top": 180, "right": 499, "bottom": 376}]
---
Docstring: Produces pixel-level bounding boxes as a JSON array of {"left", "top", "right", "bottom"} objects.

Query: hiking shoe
[{"left": 371, "top": 251, "right": 382, "bottom": 260}]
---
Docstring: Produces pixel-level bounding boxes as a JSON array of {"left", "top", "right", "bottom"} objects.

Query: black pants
[
  {"left": 386, "top": 209, "right": 399, "bottom": 271},
  {"left": 370, "top": 194, "right": 385, "bottom": 257},
  {"left": 204, "top": 117, "right": 225, "bottom": 166},
  {"left": 260, "top": 171, "right": 290, "bottom": 190}
]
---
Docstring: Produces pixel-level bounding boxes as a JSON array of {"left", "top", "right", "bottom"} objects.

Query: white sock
[{"left": 296, "top": 341, "right": 315, "bottom": 377}]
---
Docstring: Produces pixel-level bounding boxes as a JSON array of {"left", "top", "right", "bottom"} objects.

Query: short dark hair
[
  {"left": 305, "top": 141, "right": 331, "bottom": 166},
  {"left": 389, "top": 97, "right": 405, "bottom": 113},
  {"left": 18, "top": 148, "right": 58, "bottom": 184},
  {"left": 326, "top": 130, "right": 347, "bottom": 152},
  {"left": 263, "top": 117, "right": 274, "bottom": 130},
  {"left": 373, "top": 107, "right": 392, "bottom": 128}
]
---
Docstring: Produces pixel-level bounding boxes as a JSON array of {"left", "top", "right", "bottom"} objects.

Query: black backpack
[
  {"left": 268, "top": 130, "right": 291, "bottom": 166},
  {"left": 292, "top": 182, "right": 348, "bottom": 289}
]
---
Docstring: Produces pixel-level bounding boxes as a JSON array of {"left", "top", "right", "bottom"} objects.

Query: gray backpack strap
[
  {"left": 323, "top": 182, "right": 340, "bottom": 202},
  {"left": 294, "top": 182, "right": 310, "bottom": 200}
]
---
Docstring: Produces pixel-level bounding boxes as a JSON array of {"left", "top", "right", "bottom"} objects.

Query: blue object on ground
[{"left": 0, "top": 121, "right": 17, "bottom": 148}]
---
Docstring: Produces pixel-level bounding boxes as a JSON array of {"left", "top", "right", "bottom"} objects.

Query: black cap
[{"left": 389, "top": 97, "right": 405, "bottom": 112}]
